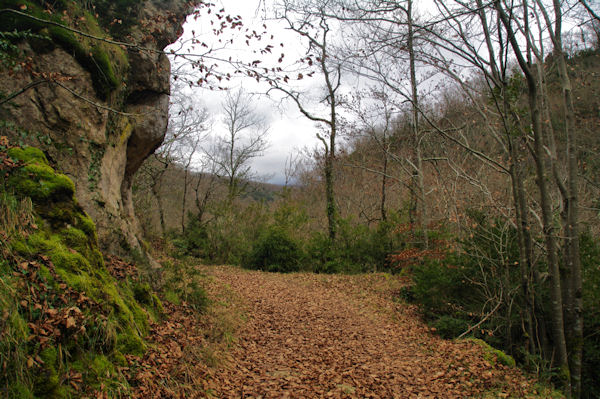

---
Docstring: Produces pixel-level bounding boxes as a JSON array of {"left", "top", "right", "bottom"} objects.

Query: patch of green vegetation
[
  {"left": 7, "top": 147, "right": 75, "bottom": 202},
  {"left": 243, "top": 226, "right": 304, "bottom": 273},
  {"left": 466, "top": 338, "right": 516, "bottom": 367},
  {"left": 33, "top": 346, "right": 65, "bottom": 398},
  {"left": 0, "top": 266, "right": 31, "bottom": 395},
  {"left": 1, "top": 144, "right": 174, "bottom": 395},
  {"left": 164, "top": 290, "right": 181, "bottom": 305}
]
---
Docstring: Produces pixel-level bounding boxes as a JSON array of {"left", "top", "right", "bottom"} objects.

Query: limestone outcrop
[{"left": 0, "top": 0, "right": 193, "bottom": 255}]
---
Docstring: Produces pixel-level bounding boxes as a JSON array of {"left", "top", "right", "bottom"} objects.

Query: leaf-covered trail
[{"left": 202, "top": 266, "right": 537, "bottom": 398}]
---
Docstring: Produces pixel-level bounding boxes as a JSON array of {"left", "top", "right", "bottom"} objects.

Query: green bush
[
  {"left": 406, "top": 211, "right": 600, "bottom": 398},
  {"left": 411, "top": 256, "right": 474, "bottom": 318},
  {"left": 433, "top": 315, "right": 471, "bottom": 339},
  {"left": 581, "top": 232, "right": 600, "bottom": 399},
  {"left": 244, "top": 227, "right": 303, "bottom": 273},
  {"left": 305, "top": 217, "right": 397, "bottom": 274}
]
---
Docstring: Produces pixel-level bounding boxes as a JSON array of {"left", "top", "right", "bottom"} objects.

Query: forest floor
[{"left": 131, "top": 265, "right": 552, "bottom": 398}]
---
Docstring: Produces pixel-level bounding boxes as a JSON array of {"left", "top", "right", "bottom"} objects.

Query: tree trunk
[
  {"left": 407, "top": 0, "right": 428, "bottom": 248},
  {"left": 509, "top": 145, "right": 536, "bottom": 354},
  {"left": 381, "top": 140, "right": 388, "bottom": 223},
  {"left": 495, "top": 3, "right": 570, "bottom": 393},
  {"left": 554, "top": 25, "right": 583, "bottom": 399},
  {"left": 325, "top": 142, "right": 336, "bottom": 241}
]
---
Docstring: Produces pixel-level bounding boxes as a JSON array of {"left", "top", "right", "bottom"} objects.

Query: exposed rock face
[{"left": 0, "top": 0, "right": 193, "bottom": 255}]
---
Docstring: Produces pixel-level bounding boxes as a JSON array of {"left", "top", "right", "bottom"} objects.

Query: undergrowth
[
  {"left": 401, "top": 210, "right": 600, "bottom": 399},
  {"left": 0, "top": 142, "right": 223, "bottom": 397}
]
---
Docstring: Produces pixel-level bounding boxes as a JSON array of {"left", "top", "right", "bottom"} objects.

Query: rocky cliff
[{"left": 0, "top": 0, "right": 193, "bottom": 255}]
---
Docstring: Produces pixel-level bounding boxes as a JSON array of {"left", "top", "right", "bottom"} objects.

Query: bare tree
[
  {"left": 271, "top": 0, "right": 343, "bottom": 240},
  {"left": 210, "top": 88, "right": 269, "bottom": 202},
  {"left": 135, "top": 82, "right": 210, "bottom": 237}
]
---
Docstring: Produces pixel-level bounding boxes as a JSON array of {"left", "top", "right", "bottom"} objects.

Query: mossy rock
[
  {"left": 467, "top": 338, "right": 516, "bottom": 367},
  {"left": 7, "top": 147, "right": 74, "bottom": 203}
]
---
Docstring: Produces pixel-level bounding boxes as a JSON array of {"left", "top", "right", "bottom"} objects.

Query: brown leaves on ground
[
  {"left": 126, "top": 269, "right": 244, "bottom": 398},
  {"left": 125, "top": 301, "right": 212, "bottom": 398},
  {"left": 13, "top": 256, "right": 105, "bottom": 350},
  {"left": 203, "top": 267, "right": 539, "bottom": 398},
  {"left": 127, "top": 266, "right": 541, "bottom": 398},
  {"left": 105, "top": 255, "right": 138, "bottom": 281}
]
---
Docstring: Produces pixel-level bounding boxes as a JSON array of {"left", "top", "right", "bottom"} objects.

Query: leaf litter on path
[{"left": 200, "top": 266, "right": 541, "bottom": 398}]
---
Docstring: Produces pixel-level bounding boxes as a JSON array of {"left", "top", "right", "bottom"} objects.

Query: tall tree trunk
[
  {"left": 509, "top": 143, "right": 536, "bottom": 354},
  {"left": 325, "top": 141, "right": 336, "bottom": 241},
  {"left": 553, "top": 15, "right": 583, "bottom": 399},
  {"left": 495, "top": 3, "right": 570, "bottom": 394},
  {"left": 407, "top": 0, "right": 428, "bottom": 248},
  {"left": 527, "top": 68, "right": 570, "bottom": 395},
  {"left": 381, "top": 133, "right": 388, "bottom": 223}
]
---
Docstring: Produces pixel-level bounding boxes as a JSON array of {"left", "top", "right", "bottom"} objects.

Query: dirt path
[{"left": 201, "top": 266, "right": 537, "bottom": 398}]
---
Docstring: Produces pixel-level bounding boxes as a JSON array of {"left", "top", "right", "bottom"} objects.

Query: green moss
[
  {"left": 38, "top": 264, "right": 53, "bottom": 283},
  {"left": 164, "top": 290, "right": 181, "bottom": 305},
  {"left": 7, "top": 147, "right": 47, "bottom": 164},
  {"left": 111, "top": 351, "right": 127, "bottom": 367},
  {"left": 33, "top": 346, "right": 64, "bottom": 398},
  {"left": 132, "top": 283, "right": 165, "bottom": 320},
  {"left": 2, "top": 144, "right": 165, "bottom": 393},
  {"left": 31, "top": 232, "right": 92, "bottom": 273},
  {"left": 77, "top": 213, "right": 97, "bottom": 239},
  {"left": 90, "top": 354, "right": 115, "bottom": 378},
  {"left": 467, "top": 338, "right": 516, "bottom": 367},
  {"left": 69, "top": 352, "right": 129, "bottom": 394},
  {"left": 151, "top": 293, "right": 164, "bottom": 316},
  {"left": 115, "top": 329, "right": 145, "bottom": 355},
  {"left": 7, "top": 162, "right": 75, "bottom": 203},
  {"left": 58, "top": 226, "right": 103, "bottom": 269},
  {"left": 131, "top": 303, "right": 149, "bottom": 333},
  {"left": 133, "top": 282, "right": 153, "bottom": 305},
  {"left": 6, "top": 382, "right": 35, "bottom": 399},
  {"left": 45, "top": 202, "right": 78, "bottom": 225},
  {"left": 60, "top": 226, "right": 88, "bottom": 250},
  {"left": 91, "top": 45, "right": 119, "bottom": 90}
]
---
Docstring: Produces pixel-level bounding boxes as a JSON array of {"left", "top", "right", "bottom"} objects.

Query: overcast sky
[{"left": 166, "top": 0, "right": 324, "bottom": 185}]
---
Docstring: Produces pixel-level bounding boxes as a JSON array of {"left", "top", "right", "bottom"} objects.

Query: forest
[{"left": 1, "top": 0, "right": 599, "bottom": 398}]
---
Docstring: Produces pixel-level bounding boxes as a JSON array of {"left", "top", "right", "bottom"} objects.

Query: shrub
[
  {"left": 581, "top": 232, "right": 600, "bottom": 399},
  {"left": 410, "top": 256, "right": 474, "bottom": 318},
  {"left": 185, "top": 281, "right": 209, "bottom": 313},
  {"left": 433, "top": 315, "right": 470, "bottom": 339},
  {"left": 244, "top": 227, "right": 303, "bottom": 273}
]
